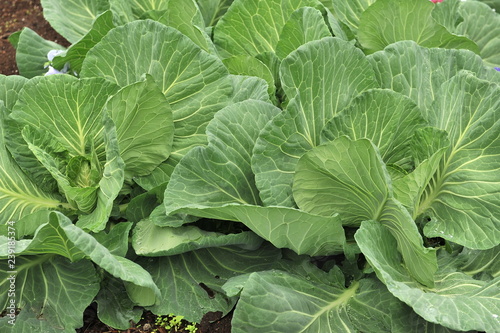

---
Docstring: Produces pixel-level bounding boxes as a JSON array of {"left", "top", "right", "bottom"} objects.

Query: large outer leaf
[
  {"left": 213, "top": 0, "right": 321, "bottom": 58},
  {"left": 380, "top": 198, "right": 437, "bottom": 288},
  {"left": 0, "top": 103, "right": 63, "bottom": 223},
  {"left": 95, "top": 275, "right": 142, "bottom": 330},
  {"left": 368, "top": 41, "right": 499, "bottom": 112},
  {"left": 136, "top": 245, "right": 282, "bottom": 322},
  {"left": 223, "top": 56, "right": 276, "bottom": 99},
  {"left": 358, "top": 0, "right": 478, "bottom": 54},
  {"left": 81, "top": 20, "right": 232, "bottom": 159},
  {"left": 133, "top": 162, "right": 175, "bottom": 192},
  {"left": 294, "top": 138, "right": 390, "bottom": 223},
  {"left": 226, "top": 269, "right": 453, "bottom": 333},
  {"left": 356, "top": 220, "right": 500, "bottom": 332},
  {"left": 143, "top": 0, "right": 214, "bottom": 54},
  {"left": 164, "top": 100, "right": 280, "bottom": 211},
  {"left": 164, "top": 204, "right": 345, "bottom": 256},
  {"left": 330, "top": 0, "right": 376, "bottom": 34},
  {"left": 0, "top": 213, "right": 84, "bottom": 261},
  {"left": 229, "top": 270, "right": 360, "bottom": 332},
  {"left": 54, "top": 212, "right": 161, "bottom": 306},
  {"left": 253, "top": 37, "right": 378, "bottom": 207},
  {"left": 0, "top": 210, "right": 50, "bottom": 241},
  {"left": 52, "top": 10, "right": 115, "bottom": 74},
  {"left": 417, "top": 73, "right": 500, "bottom": 249},
  {"left": 15, "top": 28, "right": 66, "bottom": 78},
  {"left": 431, "top": 0, "right": 463, "bottom": 33},
  {"left": 0, "top": 75, "right": 27, "bottom": 112},
  {"left": 197, "top": 0, "right": 233, "bottom": 26},
  {"left": 109, "top": 0, "right": 170, "bottom": 24},
  {"left": 457, "top": 0, "right": 500, "bottom": 67},
  {"left": 132, "top": 220, "right": 263, "bottom": 256},
  {"left": 104, "top": 76, "right": 173, "bottom": 181},
  {"left": 321, "top": 89, "right": 427, "bottom": 171},
  {"left": 275, "top": 7, "right": 332, "bottom": 59},
  {"left": 459, "top": 245, "right": 500, "bottom": 278},
  {"left": 124, "top": 192, "right": 158, "bottom": 225},
  {"left": 324, "top": 8, "right": 349, "bottom": 41},
  {"left": 229, "top": 75, "right": 271, "bottom": 103},
  {"left": 476, "top": 0, "right": 500, "bottom": 12},
  {"left": 133, "top": 201, "right": 199, "bottom": 229},
  {"left": 93, "top": 222, "right": 133, "bottom": 257},
  {"left": 0, "top": 255, "right": 100, "bottom": 333},
  {"left": 293, "top": 137, "right": 437, "bottom": 286},
  {"left": 41, "top": 0, "right": 109, "bottom": 43}
]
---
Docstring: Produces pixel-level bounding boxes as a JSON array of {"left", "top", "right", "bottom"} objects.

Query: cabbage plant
[{"left": 1, "top": 0, "right": 499, "bottom": 332}]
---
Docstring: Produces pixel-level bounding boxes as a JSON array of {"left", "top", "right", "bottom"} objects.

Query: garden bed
[{"left": 1, "top": 1, "right": 499, "bottom": 333}]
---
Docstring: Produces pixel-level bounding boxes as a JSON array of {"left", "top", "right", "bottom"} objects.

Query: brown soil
[
  {"left": 0, "top": 1, "right": 232, "bottom": 332},
  {"left": 78, "top": 305, "right": 233, "bottom": 333},
  {"left": 0, "top": 0, "right": 70, "bottom": 75}
]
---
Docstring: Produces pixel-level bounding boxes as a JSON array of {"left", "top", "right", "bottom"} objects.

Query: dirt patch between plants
[{"left": 0, "top": 0, "right": 69, "bottom": 75}]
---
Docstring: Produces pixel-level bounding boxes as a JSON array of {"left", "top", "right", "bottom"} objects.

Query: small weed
[{"left": 153, "top": 314, "right": 198, "bottom": 333}]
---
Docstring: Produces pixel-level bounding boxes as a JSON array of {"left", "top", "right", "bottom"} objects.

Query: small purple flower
[{"left": 495, "top": 67, "right": 500, "bottom": 71}]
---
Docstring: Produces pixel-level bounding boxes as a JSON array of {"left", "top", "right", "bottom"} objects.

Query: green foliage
[
  {"left": 456, "top": 0, "right": 500, "bottom": 67},
  {"left": 357, "top": 0, "right": 479, "bottom": 54},
  {"left": 41, "top": 0, "right": 110, "bottom": 43},
  {"left": 2, "top": 0, "right": 500, "bottom": 332},
  {"left": 15, "top": 28, "right": 66, "bottom": 78}
]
